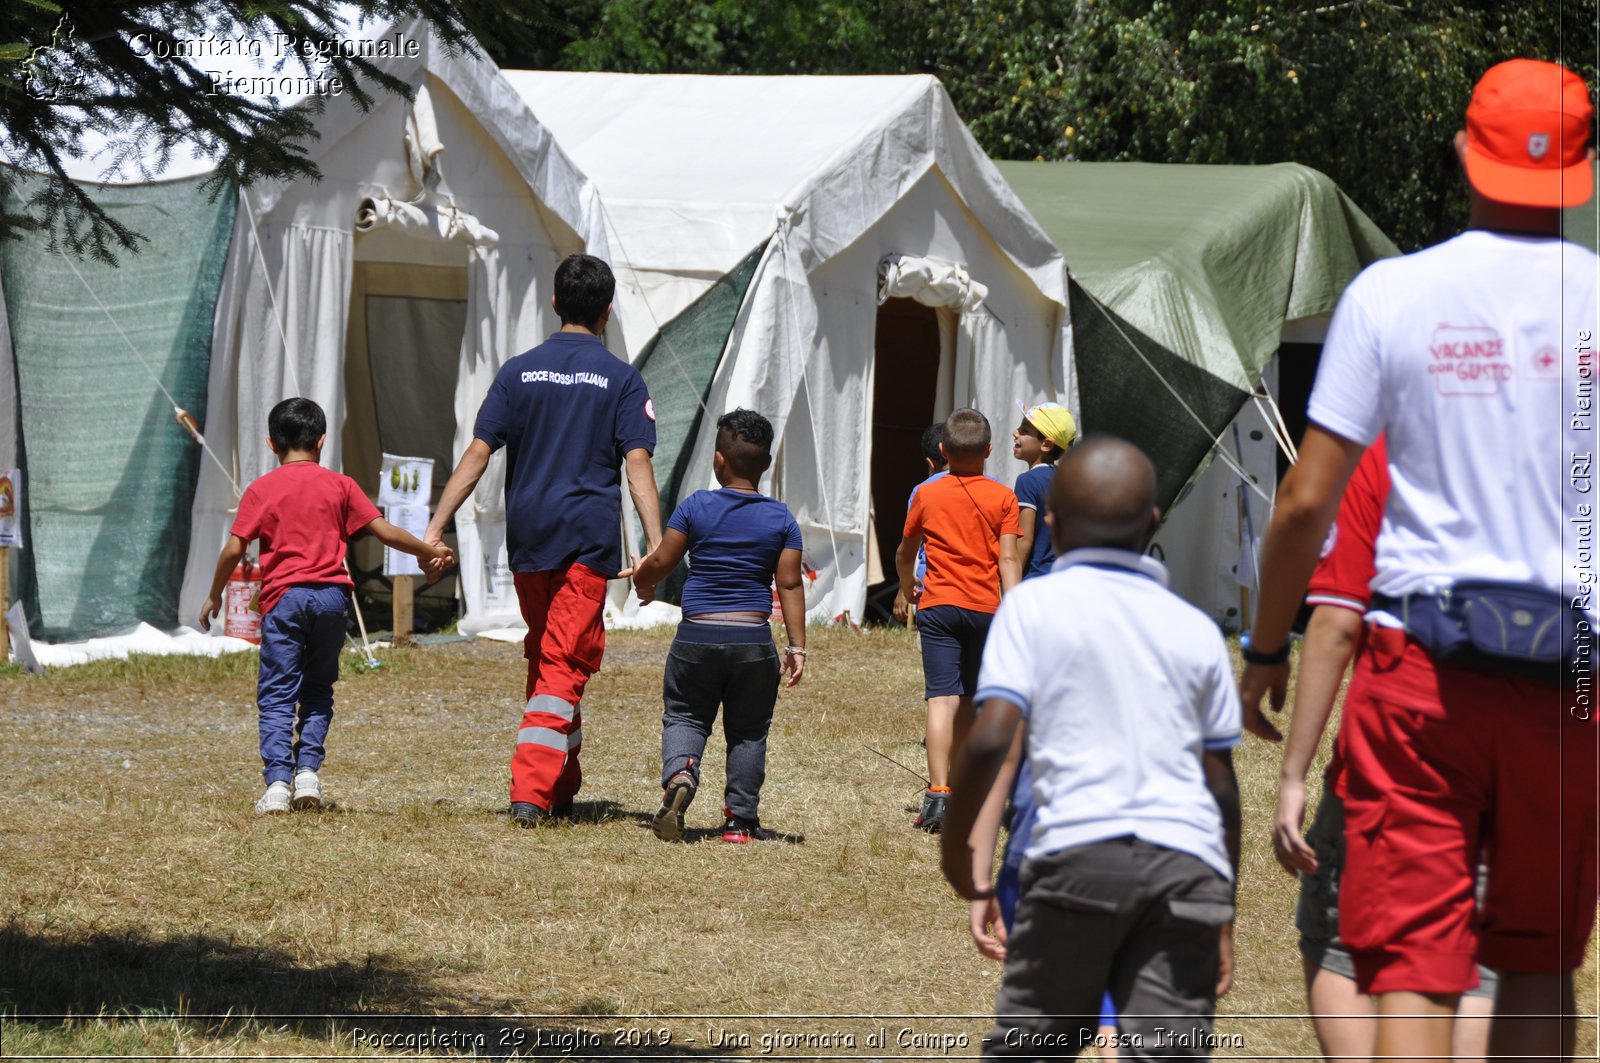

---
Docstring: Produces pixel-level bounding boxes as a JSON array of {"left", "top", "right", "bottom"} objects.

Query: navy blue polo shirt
[
  {"left": 473, "top": 332, "right": 655, "bottom": 577},
  {"left": 669, "top": 488, "right": 803, "bottom": 615}
]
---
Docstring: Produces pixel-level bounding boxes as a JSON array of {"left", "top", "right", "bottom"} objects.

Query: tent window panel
[{"left": 364, "top": 294, "right": 467, "bottom": 474}]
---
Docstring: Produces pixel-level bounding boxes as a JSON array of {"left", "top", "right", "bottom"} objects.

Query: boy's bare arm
[
  {"left": 892, "top": 536, "right": 921, "bottom": 622},
  {"left": 775, "top": 547, "right": 806, "bottom": 687},
  {"left": 632, "top": 528, "right": 688, "bottom": 603},
  {"left": 998, "top": 534, "right": 1021, "bottom": 593},
  {"left": 198, "top": 534, "right": 248, "bottom": 631},
  {"left": 364, "top": 517, "right": 454, "bottom": 582},
  {"left": 940, "top": 697, "right": 1022, "bottom": 899},
  {"left": 425, "top": 439, "right": 492, "bottom": 546},
  {"left": 624, "top": 448, "right": 664, "bottom": 554},
  {"left": 1274, "top": 604, "right": 1363, "bottom": 875},
  {"left": 1016, "top": 509, "right": 1037, "bottom": 571},
  {"left": 966, "top": 726, "right": 1023, "bottom": 961},
  {"left": 1205, "top": 748, "right": 1242, "bottom": 882}
]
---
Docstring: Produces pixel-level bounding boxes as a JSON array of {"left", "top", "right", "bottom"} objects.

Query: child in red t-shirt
[{"left": 199, "top": 398, "right": 451, "bottom": 815}]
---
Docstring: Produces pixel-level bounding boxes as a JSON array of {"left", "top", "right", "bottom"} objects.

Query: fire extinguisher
[{"left": 224, "top": 559, "right": 263, "bottom": 643}]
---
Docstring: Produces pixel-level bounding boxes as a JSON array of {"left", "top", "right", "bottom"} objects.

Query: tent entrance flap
[
  {"left": 866, "top": 297, "right": 944, "bottom": 624},
  {"left": 342, "top": 260, "right": 467, "bottom": 631}
]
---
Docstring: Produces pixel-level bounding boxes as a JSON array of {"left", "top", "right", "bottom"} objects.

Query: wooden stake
[{"left": 392, "top": 574, "right": 414, "bottom": 646}]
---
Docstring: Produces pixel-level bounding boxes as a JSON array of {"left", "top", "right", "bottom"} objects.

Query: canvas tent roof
[{"left": 995, "top": 160, "right": 1398, "bottom": 510}]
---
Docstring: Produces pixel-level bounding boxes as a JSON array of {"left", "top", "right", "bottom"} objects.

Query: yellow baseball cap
[{"left": 1022, "top": 402, "right": 1078, "bottom": 452}]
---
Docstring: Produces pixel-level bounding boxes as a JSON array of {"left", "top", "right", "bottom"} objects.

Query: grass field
[{"left": 0, "top": 626, "right": 1594, "bottom": 1060}]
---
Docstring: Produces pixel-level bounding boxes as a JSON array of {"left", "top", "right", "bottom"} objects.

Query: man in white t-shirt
[
  {"left": 944, "top": 437, "right": 1243, "bottom": 1058},
  {"left": 1239, "top": 59, "right": 1598, "bottom": 1060}
]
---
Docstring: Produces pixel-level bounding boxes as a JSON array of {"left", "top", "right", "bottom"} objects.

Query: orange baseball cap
[{"left": 1461, "top": 59, "right": 1594, "bottom": 208}]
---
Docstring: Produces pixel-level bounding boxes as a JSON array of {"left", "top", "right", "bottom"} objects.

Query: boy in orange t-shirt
[{"left": 893, "top": 408, "right": 1021, "bottom": 832}]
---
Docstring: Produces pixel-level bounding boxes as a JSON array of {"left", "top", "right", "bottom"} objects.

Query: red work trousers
[{"left": 512, "top": 564, "right": 607, "bottom": 809}]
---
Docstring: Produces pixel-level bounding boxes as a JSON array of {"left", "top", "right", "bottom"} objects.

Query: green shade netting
[
  {"left": 3, "top": 174, "right": 236, "bottom": 641},
  {"left": 632, "top": 241, "right": 767, "bottom": 604},
  {"left": 996, "top": 161, "right": 1397, "bottom": 510}
]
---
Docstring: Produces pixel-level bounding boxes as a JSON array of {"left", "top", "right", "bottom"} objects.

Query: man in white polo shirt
[
  {"left": 943, "top": 437, "right": 1242, "bottom": 1059},
  {"left": 1240, "top": 59, "right": 1598, "bottom": 1059}
]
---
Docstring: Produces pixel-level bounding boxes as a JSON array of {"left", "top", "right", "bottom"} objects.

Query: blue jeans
[{"left": 257, "top": 584, "right": 348, "bottom": 784}]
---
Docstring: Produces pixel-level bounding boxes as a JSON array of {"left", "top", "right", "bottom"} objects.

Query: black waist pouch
[{"left": 1373, "top": 581, "right": 1588, "bottom": 684}]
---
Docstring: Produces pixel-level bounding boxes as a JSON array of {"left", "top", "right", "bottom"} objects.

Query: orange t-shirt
[{"left": 903, "top": 473, "right": 1020, "bottom": 613}]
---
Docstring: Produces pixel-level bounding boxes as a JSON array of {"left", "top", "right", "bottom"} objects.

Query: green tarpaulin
[
  {"left": 995, "top": 161, "right": 1398, "bottom": 509},
  {"left": 3, "top": 174, "right": 236, "bottom": 641}
]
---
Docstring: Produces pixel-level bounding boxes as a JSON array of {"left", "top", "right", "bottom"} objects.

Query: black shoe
[
  {"left": 722, "top": 808, "right": 776, "bottom": 844},
  {"left": 653, "top": 771, "right": 697, "bottom": 842},
  {"left": 913, "top": 788, "right": 949, "bottom": 833},
  {"left": 510, "top": 801, "right": 553, "bottom": 827}
]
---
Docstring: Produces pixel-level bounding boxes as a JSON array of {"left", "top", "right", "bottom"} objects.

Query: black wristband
[{"left": 1240, "top": 633, "right": 1290, "bottom": 666}]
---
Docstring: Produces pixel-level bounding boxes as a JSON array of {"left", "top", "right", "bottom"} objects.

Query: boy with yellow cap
[{"left": 1011, "top": 403, "right": 1077, "bottom": 580}]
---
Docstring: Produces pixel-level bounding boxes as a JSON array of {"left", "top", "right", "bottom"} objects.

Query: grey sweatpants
[{"left": 986, "top": 837, "right": 1234, "bottom": 1061}]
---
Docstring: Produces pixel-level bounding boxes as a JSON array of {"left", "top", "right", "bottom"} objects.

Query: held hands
[
  {"left": 198, "top": 596, "right": 221, "bottom": 633},
  {"left": 1272, "top": 776, "right": 1317, "bottom": 877},
  {"left": 1238, "top": 661, "right": 1287, "bottom": 742},
  {"left": 423, "top": 542, "right": 454, "bottom": 585}
]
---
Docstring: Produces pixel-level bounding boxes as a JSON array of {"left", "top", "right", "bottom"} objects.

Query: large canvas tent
[
  {"left": 995, "top": 161, "right": 1399, "bottom": 623},
  {"left": 1, "top": 20, "right": 609, "bottom": 645},
  {"left": 505, "top": 72, "right": 1073, "bottom": 623}
]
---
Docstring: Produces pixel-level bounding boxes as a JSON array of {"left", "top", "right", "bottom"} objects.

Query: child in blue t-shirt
[
  {"left": 633, "top": 409, "right": 806, "bottom": 843},
  {"left": 1011, "top": 403, "right": 1077, "bottom": 579}
]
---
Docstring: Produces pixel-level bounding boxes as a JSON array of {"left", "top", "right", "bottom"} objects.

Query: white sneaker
[
  {"left": 255, "top": 780, "right": 292, "bottom": 815},
  {"left": 291, "top": 769, "right": 322, "bottom": 811}
]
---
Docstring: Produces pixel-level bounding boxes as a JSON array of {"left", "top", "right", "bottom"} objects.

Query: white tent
[
  {"left": 171, "top": 21, "right": 610, "bottom": 633},
  {"left": 505, "top": 72, "right": 1073, "bottom": 623}
]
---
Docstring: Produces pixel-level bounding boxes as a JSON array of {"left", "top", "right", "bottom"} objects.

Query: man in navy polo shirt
[{"left": 428, "top": 254, "right": 662, "bottom": 824}]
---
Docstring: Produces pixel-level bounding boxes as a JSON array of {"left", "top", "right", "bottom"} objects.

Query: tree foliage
[
  {"left": 518, "top": 0, "right": 1599, "bottom": 251},
  {"left": 0, "top": 1, "right": 542, "bottom": 260}
]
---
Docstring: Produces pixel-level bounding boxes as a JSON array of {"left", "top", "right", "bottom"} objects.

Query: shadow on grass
[
  {"left": 0, "top": 919, "right": 722, "bottom": 1058},
  {"left": 624, "top": 811, "right": 806, "bottom": 845}
]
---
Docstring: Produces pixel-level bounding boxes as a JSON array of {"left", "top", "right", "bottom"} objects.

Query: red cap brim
[{"left": 1462, "top": 141, "right": 1594, "bottom": 208}]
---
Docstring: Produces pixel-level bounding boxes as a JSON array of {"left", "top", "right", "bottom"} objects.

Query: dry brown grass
[{"left": 0, "top": 629, "right": 1594, "bottom": 1059}]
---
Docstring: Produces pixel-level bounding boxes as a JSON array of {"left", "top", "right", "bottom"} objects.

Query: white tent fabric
[
  {"left": 878, "top": 254, "right": 988, "bottom": 313},
  {"left": 176, "top": 20, "right": 610, "bottom": 635},
  {"left": 506, "top": 72, "right": 1074, "bottom": 623}
]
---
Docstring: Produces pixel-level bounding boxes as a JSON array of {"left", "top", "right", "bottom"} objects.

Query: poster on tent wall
[
  {"left": 0, "top": 469, "right": 22, "bottom": 548},
  {"left": 378, "top": 455, "right": 433, "bottom": 578},
  {"left": 378, "top": 454, "right": 433, "bottom": 507}
]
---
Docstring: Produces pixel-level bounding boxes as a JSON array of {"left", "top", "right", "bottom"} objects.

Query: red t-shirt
[
  {"left": 231, "top": 462, "right": 381, "bottom": 616},
  {"left": 1305, "top": 435, "right": 1389, "bottom": 787},
  {"left": 904, "top": 473, "right": 1021, "bottom": 613}
]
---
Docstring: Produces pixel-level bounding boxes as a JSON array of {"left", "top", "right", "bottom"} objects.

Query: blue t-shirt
[
  {"left": 473, "top": 332, "right": 655, "bottom": 577},
  {"left": 669, "top": 488, "right": 803, "bottom": 615},
  {"left": 907, "top": 471, "right": 948, "bottom": 588},
  {"left": 1014, "top": 464, "right": 1056, "bottom": 580}
]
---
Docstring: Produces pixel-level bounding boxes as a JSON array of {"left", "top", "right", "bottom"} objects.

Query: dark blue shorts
[{"left": 916, "top": 604, "right": 993, "bottom": 699}]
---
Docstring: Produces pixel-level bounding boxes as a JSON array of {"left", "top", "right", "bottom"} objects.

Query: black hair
[
  {"left": 921, "top": 423, "right": 947, "bottom": 468},
  {"left": 943, "top": 407, "right": 991, "bottom": 461},
  {"left": 553, "top": 253, "right": 616, "bottom": 330},
  {"left": 268, "top": 397, "right": 326, "bottom": 452},
  {"left": 716, "top": 407, "right": 775, "bottom": 480}
]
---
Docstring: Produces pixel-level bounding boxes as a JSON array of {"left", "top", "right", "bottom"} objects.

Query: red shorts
[{"left": 1336, "top": 625, "right": 1599, "bottom": 995}]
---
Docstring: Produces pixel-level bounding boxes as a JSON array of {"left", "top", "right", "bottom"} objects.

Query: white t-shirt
[
  {"left": 1309, "top": 231, "right": 1600, "bottom": 603},
  {"left": 975, "top": 548, "right": 1242, "bottom": 880}
]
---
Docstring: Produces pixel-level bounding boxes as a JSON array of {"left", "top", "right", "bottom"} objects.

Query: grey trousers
[
  {"left": 660, "top": 638, "right": 780, "bottom": 822},
  {"left": 986, "top": 837, "right": 1234, "bottom": 1061}
]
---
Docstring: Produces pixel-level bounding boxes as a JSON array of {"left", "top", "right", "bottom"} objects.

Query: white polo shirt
[
  {"left": 975, "top": 548, "right": 1242, "bottom": 880},
  {"left": 1309, "top": 231, "right": 1599, "bottom": 604}
]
